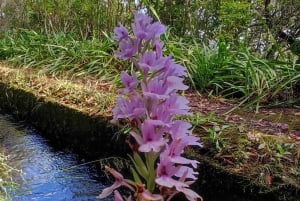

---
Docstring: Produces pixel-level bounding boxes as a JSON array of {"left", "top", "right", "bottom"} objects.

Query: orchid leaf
[
  {"left": 128, "top": 153, "right": 148, "bottom": 181},
  {"left": 131, "top": 167, "right": 142, "bottom": 183}
]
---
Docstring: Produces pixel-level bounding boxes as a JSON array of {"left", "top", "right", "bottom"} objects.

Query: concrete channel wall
[
  {"left": 0, "top": 82, "right": 298, "bottom": 201},
  {"left": 0, "top": 83, "right": 128, "bottom": 158}
]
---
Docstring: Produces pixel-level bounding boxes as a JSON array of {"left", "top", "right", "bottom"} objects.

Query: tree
[{"left": 248, "top": 0, "right": 300, "bottom": 59}]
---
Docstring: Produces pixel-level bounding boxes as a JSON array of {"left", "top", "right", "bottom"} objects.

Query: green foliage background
[
  {"left": 1, "top": 0, "right": 299, "bottom": 49},
  {"left": 0, "top": 0, "right": 299, "bottom": 108}
]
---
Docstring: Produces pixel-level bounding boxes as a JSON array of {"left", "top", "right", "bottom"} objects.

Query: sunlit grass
[
  {"left": 0, "top": 29, "right": 124, "bottom": 83},
  {"left": 0, "top": 63, "right": 116, "bottom": 116}
]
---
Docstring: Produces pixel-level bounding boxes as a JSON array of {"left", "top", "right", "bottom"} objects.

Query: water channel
[{"left": 0, "top": 113, "right": 113, "bottom": 201}]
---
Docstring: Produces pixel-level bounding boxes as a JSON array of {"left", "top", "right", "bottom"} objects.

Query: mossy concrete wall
[
  {"left": 0, "top": 83, "right": 128, "bottom": 158},
  {"left": 194, "top": 157, "right": 299, "bottom": 201}
]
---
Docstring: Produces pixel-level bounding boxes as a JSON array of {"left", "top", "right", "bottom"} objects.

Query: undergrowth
[
  {"left": 167, "top": 38, "right": 300, "bottom": 110},
  {"left": 0, "top": 29, "right": 124, "bottom": 82},
  {"left": 0, "top": 29, "right": 299, "bottom": 109}
]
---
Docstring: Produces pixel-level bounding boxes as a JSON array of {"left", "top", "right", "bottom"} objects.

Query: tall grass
[
  {"left": 167, "top": 38, "right": 233, "bottom": 92},
  {"left": 167, "top": 39, "right": 300, "bottom": 110},
  {"left": 0, "top": 29, "right": 299, "bottom": 109},
  {"left": 213, "top": 50, "right": 299, "bottom": 110},
  {"left": 0, "top": 29, "right": 125, "bottom": 81}
]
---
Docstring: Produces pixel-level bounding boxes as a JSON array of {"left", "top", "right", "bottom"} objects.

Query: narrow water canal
[{"left": 0, "top": 113, "right": 113, "bottom": 201}]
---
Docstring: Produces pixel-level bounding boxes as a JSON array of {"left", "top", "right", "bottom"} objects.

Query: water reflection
[{"left": 0, "top": 114, "right": 113, "bottom": 201}]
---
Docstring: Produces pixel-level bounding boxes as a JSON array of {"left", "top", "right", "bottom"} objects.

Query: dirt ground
[{"left": 186, "top": 91, "right": 300, "bottom": 189}]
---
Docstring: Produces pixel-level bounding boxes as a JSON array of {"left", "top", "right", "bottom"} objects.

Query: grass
[
  {"left": 166, "top": 38, "right": 232, "bottom": 93},
  {"left": 166, "top": 38, "right": 300, "bottom": 110},
  {"left": 0, "top": 28, "right": 299, "bottom": 111},
  {"left": 0, "top": 153, "right": 20, "bottom": 201},
  {"left": 212, "top": 50, "right": 300, "bottom": 111},
  {"left": 0, "top": 29, "right": 124, "bottom": 83},
  {"left": 0, "top": 63, "right": 116, "bottom": 116}
]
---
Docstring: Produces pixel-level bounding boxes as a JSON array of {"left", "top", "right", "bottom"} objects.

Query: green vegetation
[
  {"left": 0, "top": 29, "right": 121, "bottom": 80},
  {"left": 1, "top": 0, "right": 136, "bottom": 39},
  {"left": 0, "top": 153, "right": 19, "bottom": 201},
  {"left": 163, "top": 38, "right": 299, "bottom": 110},
  {"left": 0, "top": 30, "right": 299, "bottom": 110},
  {"left": 0, "top": 0, "right": 299, "bottom": 109}
]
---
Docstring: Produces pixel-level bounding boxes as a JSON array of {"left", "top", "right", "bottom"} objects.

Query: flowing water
[{"left": 0, "top": 113, "right": 113, "bottom": 201}]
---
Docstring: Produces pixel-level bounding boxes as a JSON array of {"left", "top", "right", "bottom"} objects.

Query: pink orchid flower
[{"left": 97, "top": 166, "right": 134, "bottom": 199}]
